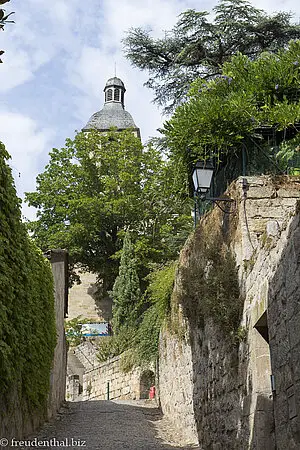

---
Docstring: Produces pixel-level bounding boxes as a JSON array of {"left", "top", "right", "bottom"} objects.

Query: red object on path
[{"left": 149, "top": 386, "right": 156, "bottom": 399}]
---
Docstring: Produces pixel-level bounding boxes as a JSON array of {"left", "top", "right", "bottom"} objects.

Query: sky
[{"left": 0, "top": 0, "right": 300, "bottom": 220}]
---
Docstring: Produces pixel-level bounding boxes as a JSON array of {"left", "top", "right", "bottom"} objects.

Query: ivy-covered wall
[{"left": 0, "top": 142, "right": 57, "bottom": 439}]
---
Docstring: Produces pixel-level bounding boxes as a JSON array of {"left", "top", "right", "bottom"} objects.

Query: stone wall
[
  {"left": 158, "top": 326, "right": 199, "bottom": 446},
  {"left": 74, "top": 341, "right": 100, "bottom": 371},
  {"left": 68, "top": 271, "right": 112, "bottom": 321},
  {"left": 158, "top": 175, "right": 300, "bottom": 449},
  {"left": 268, "top": 211, "right": 300, "bottom": 448},
  {"left": 47, "top": 250, "right": 68, "bottom": 418},
  {"left": 82, "top": 355, "right": 153, "bottom": 402}
]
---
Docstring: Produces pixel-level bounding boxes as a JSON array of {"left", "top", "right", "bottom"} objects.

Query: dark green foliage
[
  {"left": 123, "top": 0, "right": 300, "bottom": 112},
  {"left": 163, "top": 41, "right": 300, "bottom": 193},
  {"left": 0, "top": 141, "right": 56, "bottom": 410},
  {"left": 180, "top": 224, "right": 242, "bottom": 336},
  {"left": 26, "top": 129, "right": 193, "bottom": 294},
  {"left": 97, "top": 326, "right": 137, "bottom": 363},
  {"left": 133, "top": 262, "right": 176, "bottom": 364},
  {"left": 26, "top": 129, "right": 146, "bottom": 291},
  {"left": 111, "top": 232, "right": 141, "bottom": 332},
  {"left": 97, "top": 262, "right": 176, "bottom": 367}
]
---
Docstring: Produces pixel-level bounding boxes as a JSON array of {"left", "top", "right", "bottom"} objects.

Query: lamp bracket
[
  {"left": 209, "top": 198, "right": 236, "bottom": 214},
  {"left": 206, "top": 197, "right": 235, "bottom": 203},
  {"left": 195, "top": 193, "right": 236, "bottom": 214}
]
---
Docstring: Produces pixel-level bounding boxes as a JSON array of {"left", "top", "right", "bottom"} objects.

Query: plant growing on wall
[
  {"left": 96, "top": 261, "right": 177, "bottom": 367},
  {"left": 163, "top": 41, "right": 300, "bottom": 187},
  {"left": 275, "top": 133, "right": 300, "bottom": 173},
  {"left": 179, "top": 223, "right": 242, "bottom": 337},
  {"left": 0, "top": 141, "right": 56, "bottom": 411},
  {"left": 133, "top": 261, "right": 177, "bottom": 364}
]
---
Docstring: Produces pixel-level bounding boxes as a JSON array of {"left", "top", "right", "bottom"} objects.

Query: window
[
  {"left": 114, "top": 88, "right": 120, "bottom": 101},
  {"left": 106, "top": 89, "right": 113, "bottom": 101}
]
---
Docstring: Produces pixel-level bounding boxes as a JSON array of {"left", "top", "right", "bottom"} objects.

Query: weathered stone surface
[
  {"left": 288, "top": 311, "right": 300, "bottom": 349},
  {"left": 158, "top": 328, "right": 199, "bottom": 447},
  {"left": 158, "top": 176, "right": 300, "bottom": 450},
  {"left": 80, "top": 354, "right": 153, "bottom": 402},
  {"left": 67, "top": 270, "right": 112, "bottom": 321}
]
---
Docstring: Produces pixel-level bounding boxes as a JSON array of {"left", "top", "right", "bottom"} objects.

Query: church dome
[
  {"left": 105, "top": 77, "right": 125, "bottom": 89},
  {"left": 82, "top": 76, "right": 140, "bottom": 138},
  {"left": 83, "top": 103, "right": 137, "bottom": 131}
]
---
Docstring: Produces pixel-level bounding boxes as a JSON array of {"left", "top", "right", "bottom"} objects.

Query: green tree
[
  {"left": 111, "top": 232, "right": 141, "bottom": 332},
  {"left": 25, "top": 129, "right": 193, "bottom": 295},
  {"left": 162, "top": 41, "right": 300, "bottom": 190},
  {"left": 123, "top": 0, "right": 300, "bottom": 112},
  {"left": 129, "top": 151, "right": 193, "bottom": 283},
  {"left": 26, "top": 129, "right": 149, "bottom": 291}
]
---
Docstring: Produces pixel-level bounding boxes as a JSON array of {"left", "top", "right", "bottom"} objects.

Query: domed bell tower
[
  {"left": 82, "top": 76, "right": 141, "bottom": 139},
  {"left": 104, "top": 77, "right": 125, "bottom": 106}
]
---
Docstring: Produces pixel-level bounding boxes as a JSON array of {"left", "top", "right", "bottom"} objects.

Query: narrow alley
[{"left": 30, "top": 400, "right": 197, "bottom": 450}]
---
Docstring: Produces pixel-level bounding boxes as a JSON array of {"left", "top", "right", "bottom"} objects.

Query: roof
[
  {"left": 104, "top": 77, "right": 125, "bottom": 89},
  {"left": 82, "top": 102, "right": 138, "bottom": 131}
]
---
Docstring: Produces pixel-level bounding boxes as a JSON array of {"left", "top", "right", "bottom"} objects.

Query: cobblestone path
[{"left": 33, "top": 400, "right": 194, "bottom": 450}]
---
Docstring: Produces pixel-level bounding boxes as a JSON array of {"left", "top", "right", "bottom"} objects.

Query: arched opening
[
  {"left": 140, "top": 370, "right": 155, "bottom": 399},
  {"left": 106, "top": 89, "right": 113, "bottom": 101},
  {"left": 114, "top": 88, "right": 120, "bottom": 101}
]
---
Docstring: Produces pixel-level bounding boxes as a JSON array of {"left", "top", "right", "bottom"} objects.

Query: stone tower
[
  {"left": 68, "top": 76, "right": 140, "bottom": 323},
  {"left": 82, "top": 76, "right": 141, "bottom": 139}
]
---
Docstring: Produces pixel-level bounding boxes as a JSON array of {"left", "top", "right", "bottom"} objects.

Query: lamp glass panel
[{"left": 193, "top": 167, "right": 213, "bottom": 192}]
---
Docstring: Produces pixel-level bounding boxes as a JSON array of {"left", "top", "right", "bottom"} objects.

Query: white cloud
[
  {"left": 0, "top": 50, "right": 33, "bottom": 92},
  {"left": 67, "top": 0, "right": 200, "bottom": 142},
  {"left": 0, "top": 112, "right": 54, "bottom": 220},
  {"left": 0, "top": 0, "right": 299, "bottom": 223},
  {"left": 251, "top": 0, "right": 300, "bottom": 15}
]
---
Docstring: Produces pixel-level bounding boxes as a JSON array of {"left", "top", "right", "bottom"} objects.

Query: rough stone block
[
  {"left": 275, "top": 424, "right": 289, "bottom": 450},
  {"left": 276, "top": 188, "right": 300, "bottom": 199},
  {"left": 288, "top": 312, "right": 300, "bottom": 349},
  {"left": 274, "top": 393, "right": 289, "bottom": 426},
  {"left": 266, "top": 220, "right": 280, "bottom": 237},
  {"left": 287, "top": 385, "right": 297, "bottom": 420},
  {"left": 246, "top": 185, "right": 277, "bottom": 199},
  {"left": 289, "top": 416, "right": 300, "bottom": 448},
  {"left": 275, "top": 323, "right": 290, "bottom": 367},
  {"left": 291, "top": 344, "right": 300, "bottom": 382}
]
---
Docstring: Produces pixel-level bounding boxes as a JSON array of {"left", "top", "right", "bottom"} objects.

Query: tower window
[
  {"left": 106, "top": 89, "right": 113, "bottom": 101},
  {"left": 114, "top": 89, "right": 120, "bottom": 101}
]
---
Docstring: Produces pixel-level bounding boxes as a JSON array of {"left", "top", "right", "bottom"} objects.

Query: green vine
[{"left": 0, "top": 141, "right": 56, "bottom": 412}]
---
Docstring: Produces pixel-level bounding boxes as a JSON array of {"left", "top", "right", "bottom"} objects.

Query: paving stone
[{"left": 31, "top": 401, "right": 198, "bottom": 450}]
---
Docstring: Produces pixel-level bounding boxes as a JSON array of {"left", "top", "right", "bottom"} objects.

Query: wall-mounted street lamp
[{"left": 192, "top": 160, "right": 235, "bottom": 225}]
